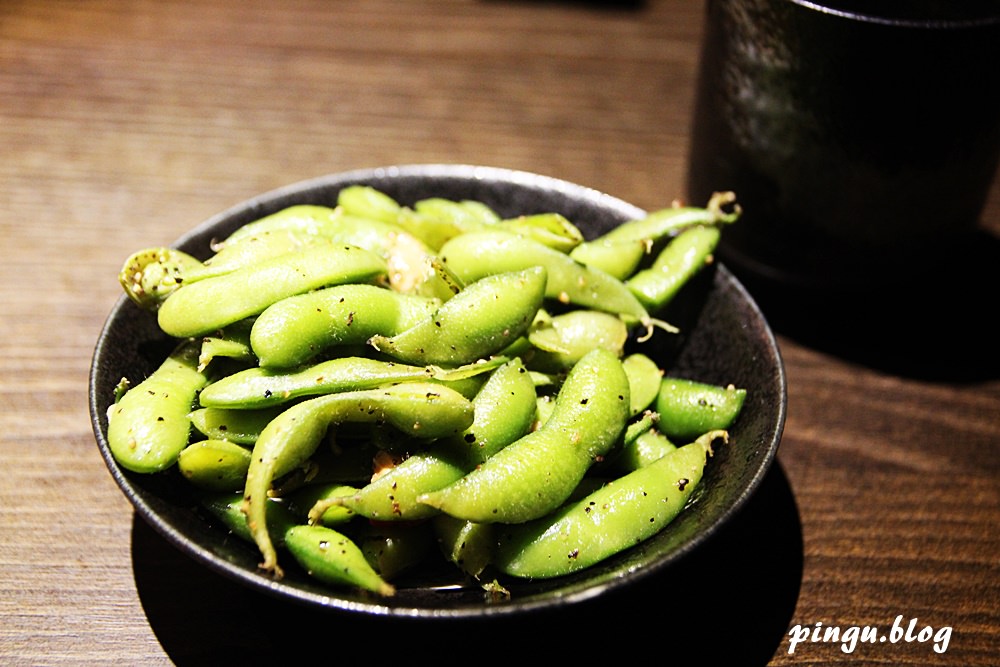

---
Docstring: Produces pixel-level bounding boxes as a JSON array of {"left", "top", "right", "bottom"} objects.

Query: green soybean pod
[
  {"left": 189, "top": 406, "right": 285, "bottom": 445},
  {"left": 627, "top": 224, "right": 721, "bottom": 311},
  {"left": 283, "top": 483, "right": 358, "bottom": 526},
  {"left": 337, "top": 184, "right": 403, "bottom": 224},
  {"left": 432, "top": 514, "right": 495, "bottom": 579},
  {"left": 198, "top": 492, "right": 298, "bottom": 548},
  {"left": 591, "top": 191, "right": 740, "bottom": 245},
  {"left": 612, "top": 428, "right": 677, "bottom": 473},
  {"left": 568, "top": 238, "right": 649, "bottom": 281},
  {"left": 249, "top": 284, "right": 439, "bottom": 368},
  {"left": 198, "top": 319, "right": 255, "bottom": 371},
  {"left": 177, "top": 439, "right": 252, "bottom": 492},
  {"left": 157, "top": 243, "right": 388, "bottom": 338},
  {"left": 107, "top": 340, "right": 209, "bottom": 473},
  {"left": 526, "top": 309, "right": 628, "bottom": 373},
  {"left": 283, "top": 525, "right": 395, "bottom": 596},
  {"left": 496, "top": 213, "right": 584, "bottom": 252},
  {"left": 656, "top": 377, "right": 746, "bottom": 441},
  {"left": 493, "top": 430, "right": 725, "bottom": 579},
  {"left": 357, "top": 521, "right": 437, "bottom": 580},
  {"left": 185, "top": 230, "right": 329, "bottom": 283},
  {"left": 244, "top": 383, "right": 474, "bottom": 575},
  {"left": 199, "top": 355, "right": 505, "bottom": 410},
  {"left": 439, "top": 230, "right": 651, "bottom": 324},
  {"left": 622, "top": 352, "right": 664, "bottom": 416},
  {"left": 417, "top": 349, "right": 630, "bottom": 524},
  {"left": 369, "top": 267, "right": 546, "bottom": 366},
  {"left": 118, "top": 247, "right": 205, "bottom": 311},
  {"left": 221, "top": 205, "right": 342, "bottom": 244},
  {"left": 318, "top": 357, "right": 537, "bottom": 522}
]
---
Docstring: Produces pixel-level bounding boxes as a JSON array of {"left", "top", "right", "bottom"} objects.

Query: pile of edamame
[{"left": 107, "top": 184, "right": 747, "bottom": 597}]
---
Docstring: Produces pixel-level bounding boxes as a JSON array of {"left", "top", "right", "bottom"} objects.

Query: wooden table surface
[{"left": 3, "top": 1, "right": 998, "bottom": 665}]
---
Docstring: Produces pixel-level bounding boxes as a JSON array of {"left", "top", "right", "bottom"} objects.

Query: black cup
[
  {"left": 686, "top": 0, "right": 1000, "bottom": 378},
  {"left": 687, "top": 0, "right": 1000, "bottom": 290}
]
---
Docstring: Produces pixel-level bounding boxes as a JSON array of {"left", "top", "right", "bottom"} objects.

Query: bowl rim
[{"left": 89, "top": 163, "right": 787, "bottom": 618}]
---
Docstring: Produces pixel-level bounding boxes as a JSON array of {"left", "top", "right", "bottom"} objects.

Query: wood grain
[{"left": 2, "top": 1, "right": 997, "bottom": 664}]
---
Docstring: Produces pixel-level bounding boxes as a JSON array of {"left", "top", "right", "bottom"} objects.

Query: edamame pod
[
  {"left": 568, "top": 237, "right": 649, "bottom": 281},
  {"left": 493, "top": 430, "right": 725, "bottom": 579},
  {"left": 189, "top": 405, "right": 285, "bottom": 445},
  {"left": 496, "top": 213, "right": 584, "bottom": 252},
  {"left": 199, "top": 355, "right": 505, "bottom": 409},
  {"left": 337, "top": 184, "right": 402, "bottom": 224},
  {"left": 417, "top": 349, "right": 630, "bottom": 524},
  {"left": 177, "top": 439, "right": 252, "bottom": 492},
  {"left": 591, "top": 191, "right": 740, "bottom": 245},
  {"left": 244, "top": 383, "right": 474, "bottom": 575},
  {"left": 656, "top": 377, "right": 746, "bottom": 441},
  {"left": 119, "top": 247, "right": 204, "bottom": 311},
  {"left": 249, "top": 284, "right": 439, "bottom": 368},
  {"left": 627, "top": 224, "right": 721, "bottom": 311},
  {"left": 622, "top": 352, "right": 664, "bottom": 416},
  {"left": 284, "top": 525, "right": 395, "bottom": 596},
  {"left": 439, "top": 230, "right": 651, "bottom": 323},
  {"left": 369, "top": 267, "right": 546, "bottom": 366},
  {"left": 186, "top": 230, "right": 331, "bottom": 283},
  {"left": 157, "top": 243, "right": 388, "bottom": 338},
  {"left": 107, "top": 340, "right": 209, "bottom": 473},
  {"left": 432, "top": 514, "right": 494, "bottom": 579},
  {"left": 525, "top": 309, "right": 628, "bottom": 373},
  {"left": 199, "top": 492, "right": 298, "bottom": 547}
]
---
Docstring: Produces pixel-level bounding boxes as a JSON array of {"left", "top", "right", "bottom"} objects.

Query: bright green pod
[
  {"left": 283, "top": 483, "right": 358, "bottom": 526},
  {"left": 592, "top": 191, "right": 740, "bottom": 245},
  {"left": 496, "top": 213, "right": 584, "bottom": 252},
  {"left": 198, "top": 319, "right": 255, "bottom": 371},
  {"left": 249, "top": 284, "right": 439, "bottom": 368},
  {"left": 198, "top": 492, "right": 298, "bottom": 548},
  {"left": 319, "top": 358, "right": 537, "bottom": 522},
  {"left": 622, "top": 352, "right": 664, "bottom": 416},
  {"left": 185, "top": 230, "right": 332, "bottom": 283},
  {"left": 612, "top": 428, "right": 677, "bottom": 473},
  {"left": 526, "top": 310, "right": 628, "bottom": 373},
  {"left": 189, "top": 405, "right": 285, "bottom": 445},
  {"left": 157, "top": 243, "right": 388, "bottom": 338},
  {"left": 568, "top": 237, "right": 649, "bottom": 281},
  {"left": 284, "top": 525, "right": 395, "bottom": 596},
  {"left": 357, "top": 522, "right": 437, "bottom": 580},
  {"left": 107, "top": 340, "right": 210, "bottom": 473},
  {"left": 118, "top": 247, "right": 205, "bottom": 311},
  {"left": 199, "top": 356, "right": 506, "bottom": 410},
  {"left": 337, "top": 184, "right": 403, "bottom": 224},
  {"left": 656, "top": 377, "right": 746, "bottom": 441},
  {"left": 369, "top": 267, "right": 546, "bottom": 366},
  {"left": 439, "top": 230, "right": 651, "bottom": 323},
  {"left": 417, "top": 349, "right": 630, "bottom": 524},
  {"left": 243, "top": 383, "right": 474, "bottom": 576},
  {"left": 432, "top": 514, "right": 495, "bottom": 579},
  {"left": 221, "top": 205, "right": 343, "bottom": 244},
  {"left": 177, "top": 439, "right": 252, "bottom": 492},
  {"left": 627, "top": 225, "right": 721, "bottom": 311},
  {"left": 493, "top": 431, "right": 724, "bottom": 579}
]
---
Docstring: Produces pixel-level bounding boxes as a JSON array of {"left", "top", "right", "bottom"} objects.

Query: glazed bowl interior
[{"left": 90, "top": 164, "right": 786, "bottom": 618}]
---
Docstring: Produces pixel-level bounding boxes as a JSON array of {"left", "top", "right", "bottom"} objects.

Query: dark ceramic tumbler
[{"left": 687, "top": 0, "right": 1000, "bottom": 291}]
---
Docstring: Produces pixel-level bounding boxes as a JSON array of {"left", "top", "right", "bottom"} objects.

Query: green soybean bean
[
  {"left": 177, "top": 439, "right": 252, "bottom": 492},
  {"left": 249, "top": 284, "right": 440, "bottom": 368},
  {"left": 119, "top": 247, "right": 205, "bottom": 311},
  {"left": 627, "top": 224, "right": 721, "bottom": 311},
  {"left": 417, "top": 348, "right": 630, "bottom": 524},
  {"left": 189, "top": 405, "right": 285, "bottom": 445},
  {"left": 369, "top": 267, "right": 546, "bottom": 367},
  {"left": 493, "top": 430, "right": 725, "bottom": 579},
  {"left": 284, "top": 525, "right": 395, "bottom": 596},
  {"left": 526, "top": 309, "right": 628, "bottom": 373},
  {"left": 317, "top": 358, "right": 537, "bottom": 522},
  {"left": 622, "top": 352, "right": 664, "bottom": 416},
  {"left": 157, "top": 243, "right": 388, "bottom": 338},
  {"left": 656, "top": 377, "right": 746, "bottom": 441},
  {"left": 439, "top": 230, "right": 653, "bottom": 324},
  {"left": 200, "top": 355, "right": 506, "bottom": 409},
  {"left": 591, "top": 191, "right": 740, "bottom": 245},
  {"left": 244, "top": 383, "right": 474, "bottom": 576},
  {"left": 107, "top": 340, "right": 209, "bottom": 473}
]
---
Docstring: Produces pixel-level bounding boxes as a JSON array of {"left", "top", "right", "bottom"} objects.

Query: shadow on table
[
  {"left": 729, "top": 230, "right": 1000, "bottom": 383},
  {"left": 131, "top": 462, "right": 802, "bottom": 666}
]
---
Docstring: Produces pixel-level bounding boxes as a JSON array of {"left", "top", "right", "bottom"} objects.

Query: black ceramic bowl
[{"left": 89, "top": 164, "right": 786, "bottom": 618}]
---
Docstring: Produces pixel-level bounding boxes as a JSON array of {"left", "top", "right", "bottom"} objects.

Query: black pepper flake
[{"left": 677, "top": 478, "right": 690, "bottom": 491}]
